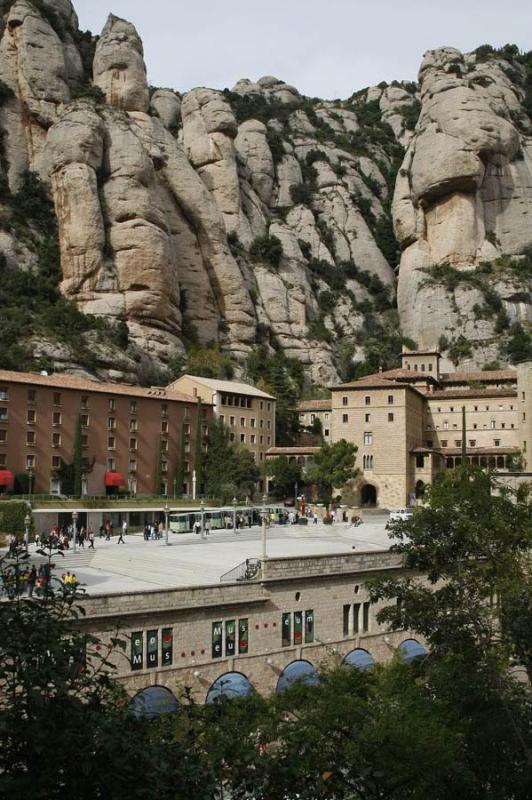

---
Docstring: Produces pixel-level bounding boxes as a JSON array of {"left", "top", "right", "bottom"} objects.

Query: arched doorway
[
  {"left": 360, "top": 484, "right": 377, "bottom": 507},
  {"left": 342, "top": 648, "right": 375, "bottom": 671},
  {"left": 205, "top": 671, "right": 253, "bottom": 704},
  {"left": 129, "top": 685, "right": 179, "bottom": 719},
  {"left": 276, "top": 660, "right": 319, "bottom": 693},
  {"left": 398, "top": 639, "right": 428, "bottom": 664},
  {"left": 415, "top": 480, "right": 425, "bottom": 499}
]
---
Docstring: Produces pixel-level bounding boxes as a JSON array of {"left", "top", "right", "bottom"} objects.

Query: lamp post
[
  {"left": 200, "top": 499, "right": 205, "bottom": 541},
  {"left": 232, "top": 496, "right": 237, "bottom": 533},
  {"left": 24, "top": 512, "right": 31, "bottom": 554},
  {"left": 261, "top": 492, "right": 268, "bottom": 563},
  {"left": 72, "top": 510, "right": 78, "bottom": 552},
  {"left": 164, "top": 502, "right": 170, "bottom": 546}
]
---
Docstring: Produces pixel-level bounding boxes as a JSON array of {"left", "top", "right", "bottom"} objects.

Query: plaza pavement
[{"left": 23, "top": 515, "right": 392, "bottom": 595}]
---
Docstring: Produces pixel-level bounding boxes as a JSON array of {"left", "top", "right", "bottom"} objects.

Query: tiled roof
[
  {"left": 297, "top": 399, "right": 332, "bottom": 411},
  {"left": 334, "top": 374, "right": 424, "bottom": 393},
  {"left": 428, "top": 388, "right": 517, "bottom": 400},
  {"left": 439, "top": 370, "right": 516, "bottom": 383},
  {"left": 169, "top": 374, "right": 275, "bottom": 399},
  {"left": 0, "top": 369, "right": 196, "bottom": 403},
  {"left": 266, "top": 447, "right": 320, "bottom": 456},
  {"left": 444, "top": 446, "right": 520, "bottom": 456}
]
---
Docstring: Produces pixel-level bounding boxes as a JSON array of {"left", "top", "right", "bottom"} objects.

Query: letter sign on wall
[
  {"left": 147, "top": 630, "right": 158, "bottom": 668},
  {"left": 162, "top": 628, "right": 173, "bottom": 665},
  {"left": 212, "top": 621, "right": 223, "bottom": 658},
  {"left": 282, "top": 612, "right": 291, "bottom": 647},
  {"left": 238, "top": 618, "right": 249, "bottom": 654},
  {"left": 305, "top": 610, "right": 314, "bottom": 643},
  {"left": 225, "top": 620, "right": 236, "bottom": 656},
  {"left": 131, "top": 631, "right": 143, "bottom": 671},
  {"left": 294, "top": 611, "right": 303, "bottom": 644}
]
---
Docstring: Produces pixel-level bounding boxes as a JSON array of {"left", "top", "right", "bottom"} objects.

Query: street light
[
  {"left": 232, "top": 496, "right": 237, "bottom": 533},
  {"left": 72, "top": 510, "right": 78, "bottom": 552},
  {"left": 164, "top": 502, "right": 170, "bottom": 546},
  {"left": 200, "top": 499, "right": 205, "bottom": 541},
  {"left": 24, "top": 512, "right": 31, "bottom": 554},
  {"left": 261, "top": 492, "right": 268, "bottom": 564}
]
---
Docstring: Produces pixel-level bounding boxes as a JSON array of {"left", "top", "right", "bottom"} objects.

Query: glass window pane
[
  {"left": 353, "top": 603, "right": 360, "bottom": 634},
  {"left": 343, "top": 604, "right": 350, "bottom": 637},
  {"left": 294, "top": 611, "right": 303, "bottom": 645}
]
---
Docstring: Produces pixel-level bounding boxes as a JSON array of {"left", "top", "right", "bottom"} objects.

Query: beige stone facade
[
  {"left": 78, "top": 551, "right": 422, "bottom": 699},
  {"left": 169, "top": 376, "right": 276, "bottom": 469},
  {"left": 297, "top": 400, "right": 332, "bottom": 441},
  {"left": 329, "top": 352, "right": 532, "bottom": 509}
]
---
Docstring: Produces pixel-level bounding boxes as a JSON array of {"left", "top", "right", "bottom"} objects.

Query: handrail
[{"left": 220, "top": 558, "right": 262, "bottom": 583}]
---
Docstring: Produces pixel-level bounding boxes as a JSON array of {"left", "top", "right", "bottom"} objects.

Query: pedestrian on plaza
[
  {"left": 313, "top": 512, "right": 318, "bottom": 525},
  {"left": 158, "top": 521, "right": 163, "bottom": 540},
  {"left": 105, "top": 521, "right": 111, "bottom": 541},
  {"left": 150, "top": 523, "right": 156, "bottom": 540},
  {"left": 122, "top": 519, "right": 128, "bottom": 537},
  {"left": 193, "top": 520, "right": 201, "bottom": 536},
  {"left": 205, "top": 519, "right": 211, "bottom": 536},
  {"left": 117, "top": 526, "right": 125, "bottom": 544},
  {"left": 79, "top": 527, "right": 85, "bottom": 548},
  {"left": 27, "top": 565, "right": 37, "bottom": 597},
  {"left": 88, "top": 528, "right": 95, "bottom": 549},
  {"left": 99, "top": 523, "right": 105, "bottom": 539}
]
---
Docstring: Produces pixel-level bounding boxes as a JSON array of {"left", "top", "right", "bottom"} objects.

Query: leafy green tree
[
  {"left": 265, "top": 456, "right": 302, "bottom": 500},
  {"left": 368, "top": 465, "right": 532, "bottom": 796},
  {"left": 306, "top": 439, "right": 358, "bottom": 505},
  {"left": 246, "top": 346, "right": 304, "bottom": 444},
  {"left": 204, "top": 418, "right": 260, "bottom": 501}
]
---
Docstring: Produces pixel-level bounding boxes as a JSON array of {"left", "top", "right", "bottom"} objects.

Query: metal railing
[{"left": 220, "top": 558, "right": 262, "bottom": 583}]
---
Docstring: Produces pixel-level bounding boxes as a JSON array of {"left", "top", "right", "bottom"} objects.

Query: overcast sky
[{"left": 76, "top": 0, "right": 532, "bottom": 99}]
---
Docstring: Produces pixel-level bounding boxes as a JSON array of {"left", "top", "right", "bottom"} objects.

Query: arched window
[
  {"left": 276, "top": 660, "right": 319, "bottom": 693},
  {"left": 398, "top": 639, "right": 427, "bottom": 664},
  {"left": 342, "top": 648, "right": 375, "bottom": 671},
  {"left": 129, "top": 686, "right": 179, "bottom": 719},
  {"left": 206, "top": 671, "right": 253, "bottom": 704}
]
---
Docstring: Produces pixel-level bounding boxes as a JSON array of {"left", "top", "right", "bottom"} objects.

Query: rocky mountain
[{"left": 0, "top": 1, "right": 531, "bottom": 388}]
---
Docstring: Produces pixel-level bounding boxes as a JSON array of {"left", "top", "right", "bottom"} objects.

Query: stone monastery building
[{"left": 300, "top": 350, "right": 532, "bottom": 509}]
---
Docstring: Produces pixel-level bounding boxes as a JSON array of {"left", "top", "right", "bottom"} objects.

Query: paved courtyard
[{"left": 22, "top": 515, "right": 392, "bottom": 594}]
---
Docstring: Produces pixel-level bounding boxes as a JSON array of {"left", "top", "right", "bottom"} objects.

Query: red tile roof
[
  {"left": 297, "top": 399, "right": 332, "bottom": 411},
  {"left": 439, "top": 370, "right": 516, "bottom": 384},
  {"left": 428, "top": 388, "right": 517, "bottom": 400},
  {"left": 0, "top": 369, "right": 198, "bottom": 403}
]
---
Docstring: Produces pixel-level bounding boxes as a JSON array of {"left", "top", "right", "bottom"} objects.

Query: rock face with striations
[
  {"left": 394, "top": 47, "right": 532, "bottom": 367},
  {"left": 0, "top": 1, "right": 531, "bottom": 384}
]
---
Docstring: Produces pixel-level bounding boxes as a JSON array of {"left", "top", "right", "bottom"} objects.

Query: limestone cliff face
[
  {"left": 0, "top": 2, "right": 531, "bottom": 383},
  {"left": 394, "top": 47, "right": 532, "bottom": 368}
]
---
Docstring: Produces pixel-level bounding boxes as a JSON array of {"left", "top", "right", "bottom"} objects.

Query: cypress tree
[
  {"left": 193, "top": 399, "right": 204, "bottom": 495},
  {"left": 73, "top": 415, "right": 83, "bottom": 497},
  {"left": 174, "top": 421, "right": 186, "bottom": 498}
]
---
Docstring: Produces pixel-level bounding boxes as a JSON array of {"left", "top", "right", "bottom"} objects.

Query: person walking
[
  {"left": 27, "top": 565, "right": 37, "bottom": 597},
  {"left": 205, "top": 519, "right": 211, "bottom": 536},
  {"left": 313, "top": 512, "right": 318, "bottom": 525},
  {"left": 88, "top": 528, "right": 95, "bottom": 549},
  {"left": 117, "top": 524, "right": 126, "bottom": 545},
  {"left": 99, "top": 523, "right": 105, "bottom": 539}
]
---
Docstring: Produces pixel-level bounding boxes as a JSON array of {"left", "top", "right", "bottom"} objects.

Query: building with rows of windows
[
  {"left": 169, "top": 375, "right": 276, "bottom": 468},
  {"left": 0, "top": 370, "right": 210, "bottom": 497},
  {"left": 331, "top": 351, "right": 532, "bottom": 508}
]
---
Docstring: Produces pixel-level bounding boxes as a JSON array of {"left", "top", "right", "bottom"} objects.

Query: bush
[
  {"left": 249, "top": 235, "right": 283, "bottom": 268},
  {"left": 290, "top": 183, "right": 314, "bottom": 206},
  {"left": 0, "top": 501, "right": 29, "bottom": 536},
  {"left": 266, "top": 128, "right": 285, "bottom": 164},
  {"left": 318, "top": 290, "right": 336, "bottom": 314}
]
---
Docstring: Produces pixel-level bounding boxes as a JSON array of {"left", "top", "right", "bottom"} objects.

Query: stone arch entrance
[{"left": 360, "top": 484, "right": 377, "bottom": 507}]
